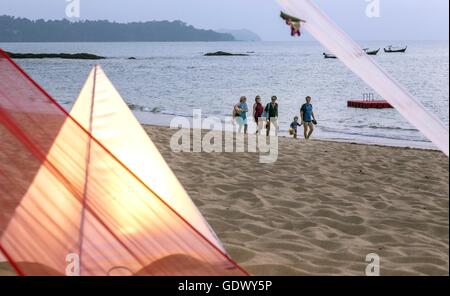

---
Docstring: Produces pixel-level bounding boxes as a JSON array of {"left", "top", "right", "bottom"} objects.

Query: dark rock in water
[
  {"left": 204, "top": 51, "right": 249, "bottom": 57},
  {"left": 128, "top": 57, "right": 136, "bottom": 60},
  {"left": 128, "top": 103, "right": 139, "bottom": 110},
  {"left": 4, "top": 51, "right": 106, "bottom": 60}
]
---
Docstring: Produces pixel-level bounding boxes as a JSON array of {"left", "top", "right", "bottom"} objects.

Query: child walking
[{"left": 289, "top": 116, "right": 302, "bottom": 139}]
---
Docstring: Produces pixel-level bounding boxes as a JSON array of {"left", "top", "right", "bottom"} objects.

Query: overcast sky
[{"left": 0, "top": 0, "right": 448, "bottom": 41}]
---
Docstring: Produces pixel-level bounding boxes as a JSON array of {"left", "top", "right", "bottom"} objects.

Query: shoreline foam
[{"left": 132, "top": 110, "right": 439, "bottom": 152}]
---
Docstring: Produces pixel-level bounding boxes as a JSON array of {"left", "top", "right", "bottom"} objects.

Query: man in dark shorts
[
  {"left": 265, "top": 96, "right": 279, "bottom": 136},
  {"left": 300, "top": 96, "right": 316, "bottom": 139}
]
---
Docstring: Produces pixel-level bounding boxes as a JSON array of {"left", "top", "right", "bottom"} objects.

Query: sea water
[{"left": 1, "top": 41, "right": 448, "bottom": 149}]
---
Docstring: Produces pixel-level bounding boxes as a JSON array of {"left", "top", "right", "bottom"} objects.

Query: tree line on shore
[{"left": 0, "top": 15, "right": 235, "bottom": 42}]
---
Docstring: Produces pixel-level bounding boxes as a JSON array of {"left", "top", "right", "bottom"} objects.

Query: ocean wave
[
  {"left": 351, "top": 124, "right": 419, "bottom": 132},
  {"left": 319, "top": 126, "right": 428, "bottom": 143},
  {"left": 128, "top": 103, "right": 161, "bottom": 113}
]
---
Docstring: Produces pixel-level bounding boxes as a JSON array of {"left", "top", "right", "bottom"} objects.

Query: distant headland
[{"left": 0, "top": 15, "right": 236, "bottom": 42}]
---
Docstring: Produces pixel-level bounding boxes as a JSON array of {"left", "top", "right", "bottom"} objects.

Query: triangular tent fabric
[{"left": 0, "top": 51, "right": 247, "bottom": 276}]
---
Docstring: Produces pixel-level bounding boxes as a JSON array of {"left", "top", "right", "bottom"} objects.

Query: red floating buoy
[{"left": 347, "top": 99, "right": 393, "bottom": 109}]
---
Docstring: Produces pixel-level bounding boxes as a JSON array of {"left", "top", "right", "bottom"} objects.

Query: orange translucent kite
[{"left": 0, "top": 50, "right": 248, "bottom": 276}]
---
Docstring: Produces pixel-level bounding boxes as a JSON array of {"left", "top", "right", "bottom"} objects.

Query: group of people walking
[
  {"left": 233, "top": 95, "right": 316, "bottom": 139},
  {"left": 233, "top": 95, "right": 278, "bottom": 136}
]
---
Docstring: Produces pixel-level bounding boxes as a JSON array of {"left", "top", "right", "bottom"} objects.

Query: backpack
[{"left": 233, "top": 104, "right": 241, "bottom": 118}]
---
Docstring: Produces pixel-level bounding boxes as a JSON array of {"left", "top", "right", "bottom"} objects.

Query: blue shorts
[{"left": 236, "top": 117, "right": 248, "bottom": 126}]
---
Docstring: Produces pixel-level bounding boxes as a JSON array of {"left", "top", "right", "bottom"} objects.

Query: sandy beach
[
  {"left": 144, "top": 125, "right": 449, "bottom": 276},
  {"left": 0, "top": 125, "right": 448, "bottom": 276}
]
